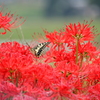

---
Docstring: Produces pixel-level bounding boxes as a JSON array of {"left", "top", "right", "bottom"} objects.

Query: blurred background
[{"left": 0, "top": 0, "right": 100, "bottom": 42}]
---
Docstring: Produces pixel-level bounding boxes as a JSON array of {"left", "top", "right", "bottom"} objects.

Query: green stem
[
  {"left": 58, "top": 45, "right": 60, "bottom": 51},
  {"left": 80, "top": 54, "right": 83, "bottom": 67},
  {"left": 9, "top": 71, "right": 14, "bottom": 84},
  {"left": 76, "top": 38, "right": 79, "bottom": 64},
  {"left": 7, "top": 96, "right": 13, "bottom": 100},
  {"left": 16, "top": 73, "right": 19, "bottom": 87},
  {"left": 15, "top": 71, "right": 21, "bottom": 87}
]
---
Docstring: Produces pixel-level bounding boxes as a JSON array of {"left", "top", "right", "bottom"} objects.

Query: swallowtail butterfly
[{"left": 28, "top": 42, "right": 50, "bottom": 57}]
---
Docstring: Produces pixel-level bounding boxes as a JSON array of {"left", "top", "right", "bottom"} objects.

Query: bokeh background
[{"left": 0, "top": 0, "right": 100, "bottom": 42}]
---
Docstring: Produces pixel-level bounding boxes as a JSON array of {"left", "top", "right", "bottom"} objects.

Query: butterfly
[{"left": 28, "top": 42, "right": 50, "bottom": 57}]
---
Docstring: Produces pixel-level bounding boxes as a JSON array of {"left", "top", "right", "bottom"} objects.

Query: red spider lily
[
  {"left": 25, "top": 63, "right": 56, "bottom": 89},
  {"left": 19, "top": 63, "right": 62, "bottom": 99},
  {"left": 86, "top": 64, "right": 100, "bottom": 85},
  {"left": 55, "top": 62, "right": 85, "bottom": 90},
  {"left": 0, "top": 42, "right": 34, "bottom": 86},
  {"left": 65, "top": 21, "right": 95, "bottom": 43},
  {"left": 88, "top": 84, "right": 100, "bottom": 99},
  {"left": 55, "top": 61, "right": 80, "bottom": 76},
  {"left": 23, "top": 63, "right": 82, "bottom": 99},
  {"left": 0, "top": 11, "right": 25, "bottom": 34},
  {"left": 70, "top": 41, "right": 99, "bottom": 66},
  {"left": 45, "top": 21, "right": 96, "bottom": 46},
  {"left": 93, "top": 57, "right": 100, "bottom": 68},
  {"left": 0, "top": 81, "right": 20, "bottom": 99},
  {"left": 70, "top": 93, "right": 90, "bottom": 100},
  {"left": 45, "top": 49, "right": 74, "bottom": 64},
  {"left": 44, "top": 30, "right": 67, "bottom": 46},
  {"left": 78, "top": 42, "right": 97, "bottom": 57},
  {"left": 13, "top": 94, "right": 34, "bottom": 100},
  {"left": 0, "top": 19, "right": 100, "bottom": 100},
  {"left": 78, "top": 42, "right": 98, "bottom": 65},
  {"left": 50, "top": 78, "right": 73, "bottom": 100}
]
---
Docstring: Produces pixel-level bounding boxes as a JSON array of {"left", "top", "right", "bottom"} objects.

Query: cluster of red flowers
[
  {"left": 0, "top": 8, "right": 100, "bottom": 100},
  {"left": 0, "top": 8, "right": 25, "bottom": 34}
]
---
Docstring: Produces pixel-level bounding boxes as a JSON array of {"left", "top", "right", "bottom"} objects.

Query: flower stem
[
  {"left": 15, "top": 71, "right": 21, "bottom": 87},
  {"left": 76, "top": 38, "right": 79, "bottom": 64},
  {"left": 80, "top": 54, "right": 83, "bottom": 67}
]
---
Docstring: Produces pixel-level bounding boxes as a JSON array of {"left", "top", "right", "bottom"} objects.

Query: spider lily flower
[{"left": 0, "top": 10, "right": 25, "bottom": 34}]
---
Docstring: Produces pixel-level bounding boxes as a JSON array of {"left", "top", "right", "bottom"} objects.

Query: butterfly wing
[{"left": 32, "top": 42, "right": 50, "bottom": 57}]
